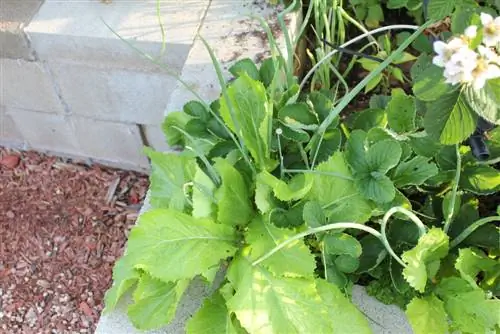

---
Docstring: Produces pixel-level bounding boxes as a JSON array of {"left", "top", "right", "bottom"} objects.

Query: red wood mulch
[{"left": 0, "top": 147, "right": 149, "bottom": 334}]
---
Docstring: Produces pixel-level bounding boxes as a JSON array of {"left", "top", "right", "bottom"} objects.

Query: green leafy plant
[{"left": 103, "top": 2, "right": 499, "bottom": 333}]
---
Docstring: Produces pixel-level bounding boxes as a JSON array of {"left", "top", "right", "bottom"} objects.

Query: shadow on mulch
[{"left": 0, "top": 147, "right": 149, "bottom": 334}]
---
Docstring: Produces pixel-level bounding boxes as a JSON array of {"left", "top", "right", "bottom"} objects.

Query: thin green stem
[
  {"left": 252, "top": 222, "right": 382, "bottom": 267},
  {"left": 198, "top": 36, "right": 256, "bottom": 176},
  {"left": 443, "top": 144, "right": 461, "bottom": 233},
  {"left": 450, "top": 216, "right": 500, "bottom": 249},
  {"left": 382, "top": 207, "right": 427, "bottom": 237},
  {"left": 171, "top": 126, "right": 221, "bottom": 185},
  {"left": 276, "top": 129, "right": 285, "bottom": 179},
  {"left": 381, "top": 207, "right": 427, "bottom": 268},
  {"left": 156, "top": 0, "right": 167, "bottom": 57}
]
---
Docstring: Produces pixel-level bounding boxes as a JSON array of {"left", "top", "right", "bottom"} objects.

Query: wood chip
[{"left": 0, "top": 146, "right": 149, "bottom": 333}]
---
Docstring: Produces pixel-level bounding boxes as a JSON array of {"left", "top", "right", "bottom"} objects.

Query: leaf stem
[
  {"left": 252, "top": 222, "right": 382, "bottom": 267},
  {"left": 450, "top": 216, "right": 500, "bottom": 249},
  {"left": 443, "top": 144, "right": 461, "bottom": 233},
  {"left": 381, "top": 206, "right": 427, "bottom": 267}
]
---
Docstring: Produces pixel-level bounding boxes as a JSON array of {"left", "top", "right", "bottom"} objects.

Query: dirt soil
[{"left": 0, "top": 147, "right": 149, "bottom": 334}]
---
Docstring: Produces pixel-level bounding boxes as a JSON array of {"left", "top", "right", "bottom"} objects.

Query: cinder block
[
  {"left": 48, "top": 61, "right": 177, "bottom": 124},
  {"left": 25, "top": 0, "right": 208, "bottom": 71},
  {"left": 0, "top": 59, "right": 65, "bottom": 113},
  {"left": 6, "top": 107, "right": 79, "bottom": 153},
  {"left": 0, "top": 0, "right": 43, "bottom": 60},
  {"left": 142, "top": 125, "right": 171, "bottom": 152},
  {"left": 72, "top": 117, "right": 149, "bottom": 169},
  {"left": 0, "top": 106, "right": 25, "bottom": 147}
]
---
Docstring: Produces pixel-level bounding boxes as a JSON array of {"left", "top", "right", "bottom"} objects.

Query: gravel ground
[{"left": 0, "top": 147, "right": 149, "bottom": 333}]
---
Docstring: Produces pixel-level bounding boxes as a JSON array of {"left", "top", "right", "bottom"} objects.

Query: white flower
[
  {"left": 432, "top": 38, "right": 469, "bottom": 67},
  {"left": 464, "top": 25, "right": 478, "bottom": 39},
  {"left": 480, "top": 13, "right": 500, "bottom": 47},
  {"left": 442, "top": 47, "right": 478, "bottom": 85},
  {"left": 470, "top": 45, "right": 500, "bottom": 89}
]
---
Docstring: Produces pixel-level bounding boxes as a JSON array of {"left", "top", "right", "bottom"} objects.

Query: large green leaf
[
  {"left": 402, "top": 228, "right": 450, "bottom": 292},
  {"left": 229, "top": 58, "right": 260, "bottom": 81},
  {"left": 124, "top": 209, "right": 237, "bottom": 282},
  {"left": 307, "top": 129, "right": 342, "bottom": 165},
  {"left": 103, "top": 257, "right": 140, "bottom": 312},
  {"left": 464, "top": 78, "right": 500, "bottom": 125},
  {"left": 406, "top": 295, "right": 449, "bottom": 334},
  {"left": 436, "top": 277, "right": 500, "bottom": 334},
  {"left": 315, "top": 279, "right": 372, "bottom": 334},
  {"left": 226, "top": 256, "right": 332, "bottom": 334},
  {"left": 427, "top": 0, "right": 455, "bottom": 20},
  {"left": 424, "top": 90, "right": 477, "bottom": 145},
  {"left": 214, "top": 159, "right": 253, "bottom": 226},
  {"left": 255, "top": 181, "right": 274, "bottom": 214},
  {"left": 308, "top": 152, "right": 373, "bottom": 223},
  {"left": 408, "top": 132, "right": 442, "bottom": 157},
  {"left": 386, "top": 88, "right": 416, "bottom": 133},
  {"left": 162, "top": 111, "right": 192, "bottom": 146},
  {"left": 460, "top": 164, "right": 500, "bottom": 195},
  {"left": 192, "top": 166, "right": 216, "bottom": 219},
  {"left": 245, "top": 217, "right": 315, "bottom": 278},
  {"left": 324, "top": 233, "right": 362, "bottom": 258},
  {"left": 366, "top": 139, "right": 402, "bottom": 173},
  {"left": 145, "top": 148, "right": 196, "bottom": 211},
  {"left": 257, "top": 171, "right": 313, "bottom": 202},
  {"left": 356, "top": 174, "right": 396, "bottom": 203},
  {"left": 349, "top": 138, "right": 401, "bottom": 203},
  {"left": 357, "top": 234, "right": 387, "bottom": 273},
  {"left": 186, "top": 291, "right": 245, "bottom": 334},
  {"left": 455, "top": 248, "right": 498, "bottom": 288},
  {"left": 413, "top": 64, "right": 452, "bottom": 101},
  {"left": 128, "top": 275, "right": 189, "bottom": 330},
  {"left": 352, "top": 108, "right": 387, "bottom": 131},
  {"left": 303, "top": 201, "right": 326, "bottom": 228},
  {"left": 345, "top": 130, "right": 370, "bottom": 172},
  {"left": 219, "top": 72, "right": 273, "bottom": 170},
  {"left": 278, "top": 103, "right": 318, "bottom": 130},
  {"left": 392, "top": 156, "right": 439, "bottom": 187}
]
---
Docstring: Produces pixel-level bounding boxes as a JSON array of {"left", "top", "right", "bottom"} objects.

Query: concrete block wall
[{"left": 1, "top": 0, "right": 300, "bottom": 172}]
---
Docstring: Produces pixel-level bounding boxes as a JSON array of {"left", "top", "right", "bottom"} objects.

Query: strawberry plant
[{"left": 103, "top": 3, "right": 500, "bottom": 334}]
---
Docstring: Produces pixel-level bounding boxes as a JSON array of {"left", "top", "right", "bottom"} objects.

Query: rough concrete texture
[
  {"left": 48, "top": 61, "right": 178, "bottom": 124},
  {"left": 0, "top": 58, "right": 65, "bottom": 113},
  {"left": 4, "top": 107, "right": 149, "bottom": 170},
  {"left": 164, "top": 0, "right": 301, "bottom": 112},
  {"left": 0, "top": 0, "right": 43, "bottom": 59},
  {"left": 0, "top": 106, "right": 25, "bottom": 147},
  {"left": 352, "top": 285, "right": 413, "bottom": 334},
  {"left": 72, "top": 117, "right": 149, "bottom": 169},
  {"left": 6, "top": 107, "right": 80, "bottom": 154},
  {"left": 25, "top": 0, "right": 208, "bottom": 71}
]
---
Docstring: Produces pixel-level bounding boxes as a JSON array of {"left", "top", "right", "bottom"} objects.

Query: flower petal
[
  {"left": 464, "top": 26, "right": 477, "bottom": 39},
  {"left": 481, "top": 12, "right": 493, "bottom": 26},
  {"left": 433, "top": 41, "right": 447, "bottom": 54}
]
